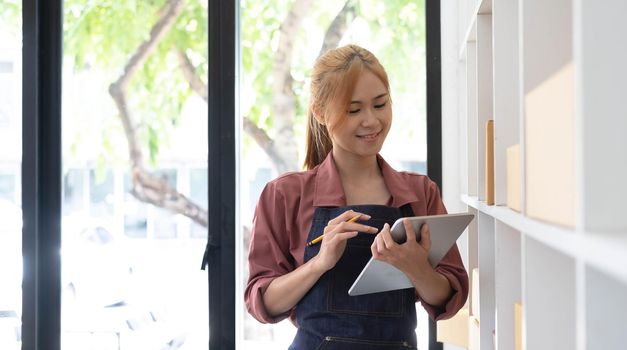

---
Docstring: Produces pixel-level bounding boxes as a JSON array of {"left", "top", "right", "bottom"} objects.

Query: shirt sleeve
[
  {"left": 420, "top": 179, "right": 470, "bottom": 321},
  {"left": 244, "top": 180, "right": 295, "bottom": 323}
]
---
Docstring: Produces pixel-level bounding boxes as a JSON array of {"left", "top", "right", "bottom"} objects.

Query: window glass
[{"left": 61, "top": 1, "right": 209, "bottom": 348}]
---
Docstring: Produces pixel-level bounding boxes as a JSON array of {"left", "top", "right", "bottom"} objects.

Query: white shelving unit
[{"left": 441, "top": 0, "right": 627, "bottom": 349}]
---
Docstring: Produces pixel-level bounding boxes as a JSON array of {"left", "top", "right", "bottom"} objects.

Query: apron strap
[{"left": 399, "top": 203, "right": 415, "bottom": 218}]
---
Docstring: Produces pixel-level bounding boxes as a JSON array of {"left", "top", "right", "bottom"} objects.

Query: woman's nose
[{"left": 360, "top": 108, "right": 377, "bottom": 126}]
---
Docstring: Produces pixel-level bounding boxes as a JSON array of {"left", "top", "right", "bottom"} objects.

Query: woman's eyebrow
[
  {"left": 372, "top": 92, "right": 389, "bottom": 100},
  {"left": 350, "top": 93, "right": 389, "bottom": 104}
]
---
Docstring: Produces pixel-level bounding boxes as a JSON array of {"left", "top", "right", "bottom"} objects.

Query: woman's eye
[
  {"left": 349, "top": 109, "right": 361, "bottom": 114},
  {"left": 374, "top": 102, "right": 387, "bottom": 109}
]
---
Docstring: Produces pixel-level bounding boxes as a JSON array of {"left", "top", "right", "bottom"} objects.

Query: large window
[{"left": 238, "top": 1, "right": 430, "bottom": 348}]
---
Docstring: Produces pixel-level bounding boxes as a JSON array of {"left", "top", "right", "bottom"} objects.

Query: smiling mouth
[{"left": 357, "top": 131, "right": 381, "bottom": 140}]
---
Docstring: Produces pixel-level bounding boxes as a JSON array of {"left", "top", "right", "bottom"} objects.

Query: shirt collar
[
  {"left": 313, "top": 152, "right": 421, "bottom": 207},
  {"left": 313, "top": 152, "right": 345, "bottom": 207}
]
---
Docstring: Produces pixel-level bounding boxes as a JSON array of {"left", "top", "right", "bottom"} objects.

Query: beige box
[
  {"left": 515, "top": 303, "right": 523, "bottom": 350},
  {"left": 525, "top": 62, "right": 576, "bottom": 227},
  {"left": 486, "top": 120, "right": 494, "bottom": 205},
  {"left": 471, "top": 268, "right": 480, "bottom": 321},
  {"left": 437, "top": 307, "right": 469, "bottom": 348},
  {"left": 506, "top": 144, "right": 521, "bottom": 212},
  {"left": 468, "top": 316, "right": 480, "bottom": 350}
]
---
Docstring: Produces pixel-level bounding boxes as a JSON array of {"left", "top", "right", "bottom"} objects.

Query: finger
[
  {"left": 333, "top": 231, "right": 359, "bottom": 242},
  {"left": 371, "top": 241, "right": 380, "bottom": 259},
  {"left": 403, "top": 218, "right": 417, "bottom": 244},
  {"left": 328, "top": 210, "right": 371, "bottom": 225},
  {"left": 420, "top": 223, "right": 432, "bottom": 251},
  {"left": 338, "top": 221, "right": 378, "bottom": 234},
  {"left": 376, "top": 234, "right": 387, "bottom": 254},
  {"left": 380, "top": 223, "right": 397, "bottom": 249},
  {"left": 327, "top": 210, "right": 355, "bottom": 225}
]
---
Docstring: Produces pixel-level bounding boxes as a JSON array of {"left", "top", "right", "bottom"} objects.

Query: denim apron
[{"left": 289, "top": 204, "right": 418, "bottom": 350}]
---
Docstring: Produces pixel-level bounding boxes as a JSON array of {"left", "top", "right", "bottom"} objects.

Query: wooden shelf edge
[{"left": 461, "top": 194, "right": 627, "bottom": 285}]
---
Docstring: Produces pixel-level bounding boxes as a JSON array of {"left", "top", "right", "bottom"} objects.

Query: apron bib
[{"left": 289, "top": 204, "right": 418, "bottom": 350}]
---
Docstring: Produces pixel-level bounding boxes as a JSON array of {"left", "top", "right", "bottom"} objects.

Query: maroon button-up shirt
[{"left": 245, "top": 153, "right": 469, "bottom": 324}]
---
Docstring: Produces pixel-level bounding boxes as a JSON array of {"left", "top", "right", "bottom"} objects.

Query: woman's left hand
[{"left": 371, "top": 219, "right": 433, "bottom": 280}]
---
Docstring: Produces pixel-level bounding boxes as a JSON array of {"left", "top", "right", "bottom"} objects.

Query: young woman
[{"left": 245, "top": 44, "right": 468, "bottom": 349}]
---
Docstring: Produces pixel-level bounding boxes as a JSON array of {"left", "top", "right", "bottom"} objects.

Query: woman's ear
[
  {"left": 311, "top": 106, "right": 326, "bottom": 126},
  {"left": 314, "top": 115, "right": 326, "bottom": 126}
]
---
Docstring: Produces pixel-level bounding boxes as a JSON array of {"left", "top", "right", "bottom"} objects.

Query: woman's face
[{"left": 329, "top": 69, "right": 391, "bottom": 161}]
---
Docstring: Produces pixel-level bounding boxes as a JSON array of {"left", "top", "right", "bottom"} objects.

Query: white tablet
[{"left": 347, "top": 212, "right": 474, "bottom": 296}]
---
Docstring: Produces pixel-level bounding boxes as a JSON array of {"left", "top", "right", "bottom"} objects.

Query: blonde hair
[{"left": 303, "top": 44, "right": 391, "bottom": 170}]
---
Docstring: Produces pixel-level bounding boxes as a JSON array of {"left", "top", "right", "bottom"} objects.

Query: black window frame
[
  {"left": 22, "top": 0, "right": 63, "bottom": 349},
  {"left": 425, "top": 1, "right": 444, "bottom": 349},
  {"left": 204, "top": 0, "right": 237, "bottom": 349}
]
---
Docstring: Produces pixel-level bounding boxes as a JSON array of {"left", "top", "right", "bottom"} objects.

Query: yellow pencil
[{"left": 306, "top": 214, "right": 362, "bottom": 247}]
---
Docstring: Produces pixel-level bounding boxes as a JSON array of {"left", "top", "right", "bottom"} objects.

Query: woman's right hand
[
  {"left": 262, "top": 210, "right": 378, "bottom": 317},
  {"left": 311, "top": 210, "right": 378, "bottom": 273}
]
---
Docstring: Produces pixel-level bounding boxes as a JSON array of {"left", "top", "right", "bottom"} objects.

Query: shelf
[
  {"left": 441, "top": 0, "right": 627, "bottom": 349},
  {"left": 461, "top": 194, "right": 627, "bottom": 286},
  {"left": 446, "top": 0, "right": 627, "bottom": 347},
  {"left": 458, "top": 0, "right": 492, "bottom": 59}
]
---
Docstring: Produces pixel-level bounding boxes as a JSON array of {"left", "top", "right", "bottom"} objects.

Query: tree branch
[
  {"left": 109, "top": 0, "right": 186, "bottom": 168},
  {"left": 176, "top": 49, "right": 208, "bottom": 102},
  {"left": 113, "top": 0, "right": 186, "bottom": 92},
  {"left": 242, "top": 117, "right": 289, "bottom": 172},
  {"left": 270, "top": 0, "right": 313, "bottom": 173},
  {"left": 107, "top": 0, "right": 209, "bottom": 228},
  {"left": 318, "top": 0, "right": 356, "bottom": 57},
  {"left": 131, "top": 168, "right": 208, "bottom": 227},
  {"left": 176, "top": 49, "right": 294, "bottom": 173},
  {"left": 177, "top": 0, "right": 356, "bottom": 178}
]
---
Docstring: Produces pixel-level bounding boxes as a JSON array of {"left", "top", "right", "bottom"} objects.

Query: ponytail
[{"left": 303, "top": 110, "right": 333, "bottom": 170}]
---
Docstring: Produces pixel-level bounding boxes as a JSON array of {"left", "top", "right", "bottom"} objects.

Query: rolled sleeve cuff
[
  {"left": 246, "top": 276, "right": 292, "bottom": 324},
  {"left": 421, "top": 269, "right": 467, "bottom": 321}
]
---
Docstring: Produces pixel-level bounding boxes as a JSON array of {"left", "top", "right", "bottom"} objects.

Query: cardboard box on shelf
[
  {"left": 525, "top": 62, "right": 576, "bottom": 227},
  {"left": 515, "top": 302, "right": 523, "bottom": 350},
  {"left": 486, "top": 120, "right": 494, "bottom": 205},
  {"left": 468, "top": 315, "right": 480, "bottom": 350},
  {"left": 437, "top": 307, "right": 469, "bottom": 348}
]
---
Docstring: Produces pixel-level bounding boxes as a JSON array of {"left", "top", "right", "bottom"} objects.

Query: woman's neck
[
  {"left": 332, "top": 151, "right": 391, "bottom": 205},
  {"left": 332, "top": 151, "right": 381, "bottom": 183},
  {"left": 333, "top": 153, "right": 390, "bottom": 205}
]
